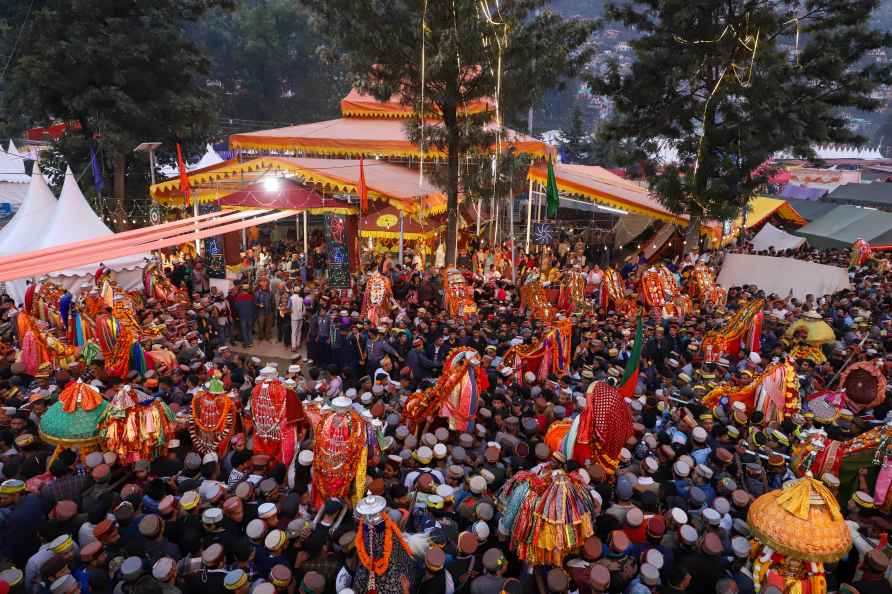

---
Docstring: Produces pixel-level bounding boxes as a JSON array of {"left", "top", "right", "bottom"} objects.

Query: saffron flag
[
  {"left": 545, "top": 156, "right": 559, "bottom": 219},
  {"left": 618, "top": 317, "right": 643, "bottom": 397},
  {"left": 176, "top": 143, "right": 192, "bottom": 206},
  {"left": 358, "top": 157, "right": 369, "bottom": 213}
]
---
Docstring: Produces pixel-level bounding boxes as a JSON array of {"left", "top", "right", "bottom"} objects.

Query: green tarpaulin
[{"left": 795, "top": 205, "right": 892, "bottom": 249}]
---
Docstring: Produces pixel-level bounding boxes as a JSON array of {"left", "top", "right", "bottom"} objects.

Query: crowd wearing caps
[{"left": 1, "top": 238, "right": 892, "bottom": 594}]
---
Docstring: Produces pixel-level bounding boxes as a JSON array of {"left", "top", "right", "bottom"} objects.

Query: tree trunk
[
  {"left": 683, "top": 214, "right": 700, "bottom": 254},
  {"left": 113, "top": 152, "right": 126, "bottom": 231},
  {"left": 445, "top": 106, "right": 460, "bottom": 267}
]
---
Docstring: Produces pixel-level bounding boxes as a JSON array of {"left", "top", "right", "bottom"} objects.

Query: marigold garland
[
  {"left": 191, "top": 392, "right": 235, "bottom": 434},
  {"left": 355, "top": 515, "right": 413, "bottom": 576}
]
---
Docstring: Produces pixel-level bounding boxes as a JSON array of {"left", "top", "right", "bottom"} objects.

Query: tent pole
[
  {"left": 193, "top": 198, "right": 201, "bottom": 255},
  {"left": 476, "top": 199, "right": 481, "bottom": 235},
  {"left": 295, "top": 213, "right": 300, "bottom": 247},
  {"left": 525, "top": 178, "right": 533, "bottom": 253},
  {"left": 398, "top": 211, "right": 405, "bottom": 266},
  {"left": 494, "top": 199, "right": 500, "bottom": 245},
  {"left": 303, "top": 210, "right": 308, "bottom": 255},
  {"left": 509, "top": 189, "right": 516, "bottom": 286}
]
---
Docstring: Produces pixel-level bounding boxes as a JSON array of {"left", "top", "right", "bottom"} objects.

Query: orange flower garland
[
  {"left": 355, "top": 515, "right": 412, "bottom": 576},
  {"left": 191, "top": 393, "right": 234, "bottom": 434}
]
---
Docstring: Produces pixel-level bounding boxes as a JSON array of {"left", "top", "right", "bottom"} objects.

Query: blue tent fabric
[{"left": 779, "top": 184, "right": 827, "bottom": 201}]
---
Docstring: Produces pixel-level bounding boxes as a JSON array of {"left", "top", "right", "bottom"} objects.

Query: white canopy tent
[
  {"left": 2, "top": 167, "right": 151, "bottom": 304},
  {"left": 0, "top": 145, "right": 31, "bottom": 209},
  {"left": 717, "top": 254, "right": 850, "bottom": 301},
  {"left": 0, "top": 163, "right": 57, "bottom": 253},
  {"left": 750, "top": 222, "right": 807, "bottom": 252}
]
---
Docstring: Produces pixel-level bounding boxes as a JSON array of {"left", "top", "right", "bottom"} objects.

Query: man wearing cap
[
  {"left": 406, "top": 337, "right": 439, "bottom": 390},
  {"left": 140, "top": 514, "right": 181, "bottom": 563},
  {"left": 470, "top": 548, "right": 507, "bottom": 594},
  {"left": 152, "top": 557, "right": 180, "bottom": 594}
]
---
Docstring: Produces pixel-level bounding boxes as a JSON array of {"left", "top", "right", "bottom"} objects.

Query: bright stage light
[{"left": 262, "top": 177, "right": 281, "bottom": 192}]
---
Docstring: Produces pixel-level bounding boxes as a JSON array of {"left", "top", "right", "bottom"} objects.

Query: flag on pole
[
  {"left": 90, "top": 150, "right": 104, "bottom": 194},
  {"left": 618, "top": 316, "right": 643, "bottom": 397},
  {"left": 545, "top": 156, "right": 559, "bottom": 219},
  {"left": 358, "top": 157, "right": 369, "bottom": 214},
  {"left": 176, "top": 143, "right": 192, "bottom": 206}
]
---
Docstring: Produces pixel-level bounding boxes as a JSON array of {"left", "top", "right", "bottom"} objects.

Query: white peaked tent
[
  {"left": 0, "top": 163, "right": 57, "bottom": 254},
  {"left": 159, "top": 143, "right": 224, "bottom": 178},
  {"left": 190, "top": 143, "right": 224, "bottom": 170},
  {"left": 6, "top": 140, "right": 28, "bottom": 160},
  {"left": 0, "top": 145, "right": 31, "bottom": 208},
  {"left": 3, "top": 167, "right": 150, "bottom": 304}
]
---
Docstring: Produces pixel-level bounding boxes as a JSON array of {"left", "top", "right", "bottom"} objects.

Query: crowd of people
[{"left": 0, "top": 230, "right": 891, "bottom": 594}]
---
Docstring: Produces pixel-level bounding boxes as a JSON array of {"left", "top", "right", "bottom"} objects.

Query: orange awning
[
  {"left": 229, "top": 117, "right": 548, "bottom": 159},
  {"left": 340, "top": 88, "right": 495, "bottom": 119},
  {"left": 150, "top": 156, "right": 446, "bottom": 215},
  {"left": 527, "top": 162, "right": 687, "bottom": 225}
]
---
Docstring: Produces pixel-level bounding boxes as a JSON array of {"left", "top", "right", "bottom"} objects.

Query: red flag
[
  {"left": 176, "top": 143, "right": 192, "bottom": 206},
  {"left": 358, "top": 157, "right": 369, "bottom": 213}
]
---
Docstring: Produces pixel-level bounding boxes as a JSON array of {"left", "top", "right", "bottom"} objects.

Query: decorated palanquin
[
  {"left": 544, "top": 380, "right": 633, "bottom": 475},
  {"left": 189, "top": 377, "right": 238, "bottom": 457},
  {"left": 793, "top": 422, "right": 892, "bottom": 511},
  {"left": 39, "top": 380, "right": 108, "bottom": 462},
  {"left": 784, "top": 311, "right": 835, "bottom": 366},
  {"left": 404, "top": 347, "right": 489, "bottom": 431},
  {"left": 250, "top": 373, "right": 306, "bottom": 465},
  {"left": 361, "top": 271, "right": 393, "bottom": 327},
  {"left": 690, "top": 263, "right": 727, "bottom": 308},
  {"left": 311, "top": 398, "right": 368, "bottom": 507},
  {"left": 443, "top": 267, "right": 477, "bottom": 318},
  {"left": 502, "top": 319, "right": 572, "bottom": 383},
  {"left": 353, "top": 495, "right": 420, "bottom": 594},
  {"left": 639, "top": 266, "right": 692, "bottom": 317},
  {"left": 92, "top": 313, "right": 145, "bottom": 379},
  {"left": 16, "top": 311, "right": 78, "bottom": 377},
  {"left": 851, "top": 238, "right": 873, "bottom": 267},
  {"left": 98, "top": 385, "right": 175, "bottom": 463},
  {"left": 520, "top": 274, "right": 556, "bottom": 322},
  {"left": 700, "top": 298, "right": 765, "bottom": 363},
  {"left": 558, "top": 268, "right": 590, "bottom": 314},
  {"left": 24, "top": 280, "right": 66, "bottom": 330},
  {"left": 702, "top": 358, "right": 800, "bottom": 423},
  {"left": 747, "top": 476, "right": 851, "bottom": 594},
  {"left": 496, "top": 467, "right": 598, "bottom": 566},
  {"left": 598, "top": 268, "right": 637, "bottom": 316}
]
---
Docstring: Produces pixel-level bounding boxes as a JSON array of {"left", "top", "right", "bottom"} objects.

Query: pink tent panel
[
  {"left": 0, "top": 210, "right": 271, "bottom": 277},
  {"left": 0, "top": 210, "right": 293, "bottom": 282}
]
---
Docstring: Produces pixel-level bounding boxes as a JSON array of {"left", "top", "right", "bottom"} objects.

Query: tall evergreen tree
[
  {"left": 3, "top": 0, "right": 233, "bottom": 227},
  {"left": 592, "top": 0, "right": 892, "bottom": 249},
  {"left": 560, "top": 103, "right": 596, "bottom": 165},
  {"left": 298, "top": 0, "right": 597, "bottom": 264}
]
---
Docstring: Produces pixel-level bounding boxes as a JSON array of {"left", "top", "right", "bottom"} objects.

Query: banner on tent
[{"left": 325, "top": 214, "right": 350, "bottom": 288}]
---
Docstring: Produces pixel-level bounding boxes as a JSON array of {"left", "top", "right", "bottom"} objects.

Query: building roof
[
  {"left": 795, "top": 205, "right": 892, "bottom": 250},
  {"left": 526, "top": 162, "right": 685, "bottom": 224},
  {"left": 826, "top": 182, "right": 892, "bottom": 209},
  {"left": 781, "top": 198, "right": 837, "bottom": 222}
]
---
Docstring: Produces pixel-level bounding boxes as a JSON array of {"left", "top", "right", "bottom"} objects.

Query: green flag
[
  {"left": 618, "top": 317, "right": 643, "bottom": 397},
  {"left": 546, "top": 156, "right": 559, "bottom": 218}
]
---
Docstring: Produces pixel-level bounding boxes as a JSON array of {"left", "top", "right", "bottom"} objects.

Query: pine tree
[
  {"left": 592, "top": 0, "right": 892, "bottom": 249},
  {"left": 4, "top": 0, "right": 234, "bottom": 227},
  {"left": 298, "top": 0, "right": 597, "bottom": 264},
  {"left": 560, "top": 103, "right": 595, "bottom": 165}
]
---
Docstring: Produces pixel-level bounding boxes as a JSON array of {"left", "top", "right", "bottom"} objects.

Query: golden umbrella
[
  {"left": 748, "top": 475, "right": 851, "bottom": 563},
  {"left": 784, "top": 311, "right": 836, "bottom": 345}
]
